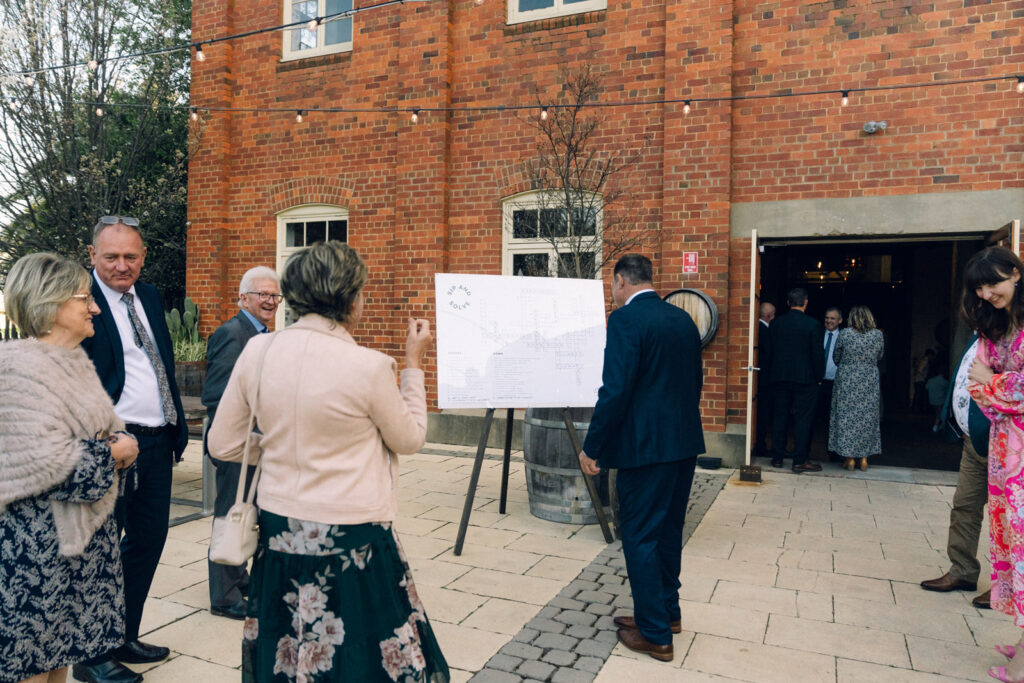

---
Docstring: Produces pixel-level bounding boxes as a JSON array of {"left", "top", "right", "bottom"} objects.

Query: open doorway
[{"left": 760, "top": 235, "right": 986, "bottom": 471}]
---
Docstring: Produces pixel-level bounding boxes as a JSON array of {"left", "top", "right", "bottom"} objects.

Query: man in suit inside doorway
[
  {"left": 817, "top": 306, "right": 843, "bottom": 460},
  {"left": 768, "top": 287, "right": 825, "bottom": 473},
  {"left": 202, "top": 266, "right": 281, "bottom": 620},
  {"left": 578, "top": 254, "right": 705, "bottom": 662},
  {"left": 76, "top": 216, "right": 188, "bottom": 683}
]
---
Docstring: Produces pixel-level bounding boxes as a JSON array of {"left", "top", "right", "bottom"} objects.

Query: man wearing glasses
[
  {"left": 76, "top": 216, "right": 188, "bottom": 683},
  {"left": 201, "top": 266, "right": 281, "bottom": 620}
]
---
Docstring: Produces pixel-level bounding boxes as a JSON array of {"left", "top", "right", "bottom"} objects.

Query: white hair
[{"left": 239, "top": 266, "right": 279, "bottom": 298}]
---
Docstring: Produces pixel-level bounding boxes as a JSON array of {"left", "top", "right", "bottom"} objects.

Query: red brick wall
[{"left": 189, "top": 0, "right": 1023, "bottom": 429}]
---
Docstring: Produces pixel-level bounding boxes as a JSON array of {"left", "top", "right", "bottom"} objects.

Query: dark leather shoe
[
  {"left": 617, "top": 627, "right": 673, "bottom": 661},
  {"left": 112, "top": 640, "right": 170, "bottom": 663},
  {"left": 973, "top": 589, "right": 992, "bottom": 608},
  {"left": 770, "top": 459, "right": 784, "bottom": 468},
  {"left": 211, "top": 601, "right": 247, "bottom": 620},
  {"left": 920, "top": 572, "right": 977, "bottom": 593},
  {"left": 613, "top": 615, "right": 682, "bottom": 634},
  {"left": 71, "top": 660, "right": 143, "bottom": 683},
  {"left": 792, "top": 462, "right": 822, "bottom": 473}
]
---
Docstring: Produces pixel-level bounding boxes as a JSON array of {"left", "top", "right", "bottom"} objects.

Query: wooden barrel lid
[{"left": 663, "top": 288, "right": 719, "bottom": 348}]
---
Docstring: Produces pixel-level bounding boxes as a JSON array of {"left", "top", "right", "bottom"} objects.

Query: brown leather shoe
[
  {"left": 617, "top": 627, "right": 674, "bottom": 661},
  {"left": 920, "top": 572, "right": 977, "bottom": 592},
  {"left": 792, "top": 462, "right": 823, "bottom": 473},
  {"left": 973, "top": 589, "right": 992, "bottom": 609},
  {"left": 613, "top": 615, "right": 682, "bottom": 634}
]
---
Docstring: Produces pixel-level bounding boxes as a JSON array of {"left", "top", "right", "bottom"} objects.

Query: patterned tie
[
  {"left": 824, "top": 331, "right": 834, "bottom": 361},
  {"left": 121, "top": 292, "right": 178, "bottom": 425}
]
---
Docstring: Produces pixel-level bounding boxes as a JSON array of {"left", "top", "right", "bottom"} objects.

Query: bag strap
[{"left": 233, "top": 332, "right": 277, "bottom": 508}]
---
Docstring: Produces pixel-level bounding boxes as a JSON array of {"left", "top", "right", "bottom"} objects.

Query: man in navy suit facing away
[
  {"left": 76, "top": 217, "right": 187, "bottom": 683},
  {"left": 578, "top": 254, "right": 705, "bottom": 662}
]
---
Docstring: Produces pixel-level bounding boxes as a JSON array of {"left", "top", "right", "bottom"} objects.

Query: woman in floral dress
[
  {"left": 964, "top": 246, "right": 1024, "bottom": 683},
  {"left": 829, "top": 305, "right": 884, "bottom": 472},
  {"left": 209, "top": 241, "right": 448, "bottom": 682}
]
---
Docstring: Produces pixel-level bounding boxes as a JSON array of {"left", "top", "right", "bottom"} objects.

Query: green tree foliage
[{"left": 0, "top": 0, "right": 195, "bottom": 307}]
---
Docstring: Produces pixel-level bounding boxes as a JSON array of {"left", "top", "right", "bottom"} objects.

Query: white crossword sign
[{"left": 434, "top": 273, "right": 606, "bottom": 409}]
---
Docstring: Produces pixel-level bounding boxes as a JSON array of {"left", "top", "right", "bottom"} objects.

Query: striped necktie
[{"left": 121, "top": 292, "right": 178, "bottom": 425}]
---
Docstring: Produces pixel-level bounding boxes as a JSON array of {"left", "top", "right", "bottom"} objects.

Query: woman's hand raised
[{"left": 405, "top": 318, "right": 433, "bottom": 370}]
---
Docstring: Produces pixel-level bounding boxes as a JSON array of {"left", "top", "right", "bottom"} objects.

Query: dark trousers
[
  {"left": 84, "top": 427, "right": 173, "bottom": 664},
  {"left": 755, "top": 382, "right": 775, "bottom": 458},
  {"left": 770, "top": 381, "right": 818, "bottom": 466},
  {"left": 208, "top": 457, "right": 256, "bottom": 608},
  {"left": 947, "top": 439, "right": 988, "bottom": 583},
  {"left": 617, "top": 457, "right": 697, "bottom": 646}
]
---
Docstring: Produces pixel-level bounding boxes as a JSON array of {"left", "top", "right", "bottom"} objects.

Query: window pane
[
  {"left": 286, "top": 222, "right": 305, "bottom": 247},
  {"left": 557, "top": 252, "right": 595, "bottom": 278},
  {"left": 571, "top": 206, "right": 597, "bottom": 236},
  {"left": 291, "top": 1, "right": 317, "bottom": 50},
  {"left": 512, "top": 210, "right": 538, "bottom": 239},
  {"left": 519, "top": 0, "right": 554, "bottom": 10},
  {"left": 539, "top": 208, "right": 567, "bottom": 238},
  {"left": 513, "top": 253, "right": 549, "bottom": 277},
  {"left": 327, "top": 220, "right": 348, "bottom": 242},
  {"left": 324, "top": 0, "right": 352, "bottom": 45},
  {"left": 306, "top": 220, "right": 327, "bottom": 244}
]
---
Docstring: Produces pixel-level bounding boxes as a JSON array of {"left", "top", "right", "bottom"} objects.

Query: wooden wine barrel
[
  {"left": 523, "top": 407, "right": 610, "bottom": 525},
  {"left": 663, "top": 288, "right": 719, "bottom": 348}
]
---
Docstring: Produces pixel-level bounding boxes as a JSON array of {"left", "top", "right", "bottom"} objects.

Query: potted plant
[{"left": 166, "top": 298, "right": 207, "bottom": 396}]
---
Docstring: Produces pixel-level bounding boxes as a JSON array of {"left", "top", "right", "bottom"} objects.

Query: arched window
[
  {"left": 501, "top": 191, "right": 602, "bottom": 279},
  {"left": 276, "top": 204, "right": 349, "bottom": 326}
]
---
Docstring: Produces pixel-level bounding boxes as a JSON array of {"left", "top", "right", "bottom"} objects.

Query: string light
[
  {"left": 296, "top": 110, "right": 303, "bottom": 122},
  {"left": 840, "top": 90, "right": 849, "bottom": 106},
  {"left": 24, "top": 75, "right": 34, "bottom": 87},
  {"left": 540, "top": 106, "right": 548, "bottom": 121},
  {"left": 190, "top": 107, "right": 199, "bottom": 121},
  {"left": 411, "top": 108, "right": 419, "bottom": 123},
  {"left": 683, "top": 100, "right": 691, "bottom": 115},
  {"left": 307, "top": 17, "right": 321, "bottom": 31},
  {"left": 1017, "top": 76, "right": 1024, "bottom": 94},
  {"left": 87, "top": 59, "right": 99, "bottom": 70},
  {"left": 195, "top": 44, "right": 206, "bottom": 62},
  {"left": 95, "top": 106, "right": 103, "bottom": 116},
  {"left": 474, "top": 0, "right": 484, "bottom": 6}
]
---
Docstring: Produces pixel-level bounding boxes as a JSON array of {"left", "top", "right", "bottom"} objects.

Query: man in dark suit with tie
[
  {"left": 202, "top": 266, "right": 280, "bottom": 620},
  {"left": 767, "top": 287, "right": 825, "bottom": 473},
  {"left": 816, "top": 307, "right": 843, "bottom": 461},
  {"left": 578, "top": 254, "right": 704, "bottom": 662},
  {"left": 76, "top": 217, "right": 187, "bottom": 683}
]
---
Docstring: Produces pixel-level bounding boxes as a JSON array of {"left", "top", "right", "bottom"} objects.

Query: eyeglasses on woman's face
[
  {"left": 245, "top": 291, "right": 284, "bottom": 304},
  {"left": 68, "top": 293, "right": 96, "bottom": 306}
]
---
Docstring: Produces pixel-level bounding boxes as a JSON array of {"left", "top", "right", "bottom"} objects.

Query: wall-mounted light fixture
[{"left": 862, "top": 120, "right": 887, "bottom": 135}]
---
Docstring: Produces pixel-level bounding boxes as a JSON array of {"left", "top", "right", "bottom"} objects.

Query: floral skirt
[{"left": 242, "top": 511, "right": 450, "bottom": 682}]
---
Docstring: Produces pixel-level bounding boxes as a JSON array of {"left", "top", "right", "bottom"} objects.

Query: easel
[{"left": 453, "top": 406, "right": 614, "bottom": 555}]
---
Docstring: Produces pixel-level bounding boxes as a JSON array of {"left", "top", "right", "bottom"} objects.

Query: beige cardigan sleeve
[{"left": 369, "top": 362, "right": 427, "bottom": 455}]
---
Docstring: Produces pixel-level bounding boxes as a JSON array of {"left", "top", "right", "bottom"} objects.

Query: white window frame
[
  {"left": 275, "top": 204, "right": 349, "bottom": 327},
  {"left": 501, "top": 191, "right": 603, "bottom": 279},
  {"left": 507, "top": 0, "right": 605, "bottom": 25},
  {"left": 281, "top": 0, "right": 353, "bottom": 62}
]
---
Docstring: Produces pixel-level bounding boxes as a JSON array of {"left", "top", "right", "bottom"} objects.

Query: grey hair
[
  {"left": 92, "top": 218, "right": 144, "bottom": 245},
  {"left": 4, "top": 252, "right": 91, "bottom": 337},
  {"left": 239, "top": 266, "right": 279, "bottom": 298},
  {"left": 280, "top": 241, "right": 367, "bottom": 324}
]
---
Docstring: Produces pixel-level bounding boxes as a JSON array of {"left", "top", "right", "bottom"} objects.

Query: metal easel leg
[
  {"left": 562, "top": 407, "right": 614, "bottom": 543},
  {"left": 499, "top": 408, "right": 514, "bottom": 514},
  {"left": 454, "top": 408, "right": 495, "bottom": 556}
]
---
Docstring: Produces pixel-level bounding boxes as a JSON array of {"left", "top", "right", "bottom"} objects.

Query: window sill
[
  {"left": 277, "top": 50, "right": 352, "bottom": 73},
  {"left": 505, "top": 9, "right": 605, "bottom": 34}
]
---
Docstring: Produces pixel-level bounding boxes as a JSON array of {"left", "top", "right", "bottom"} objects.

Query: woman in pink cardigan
[{"left": 208, "top": 241, "right": 448, "bottom": 682}]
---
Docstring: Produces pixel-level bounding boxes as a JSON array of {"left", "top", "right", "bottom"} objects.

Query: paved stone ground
[{"left": 468, "top": 472, "right": 730, "bottom": 683}]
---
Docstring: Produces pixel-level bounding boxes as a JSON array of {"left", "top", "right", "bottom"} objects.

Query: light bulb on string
[
  {"left": 474, "top": 0, "right": 484, "bottom": 6},
  {"left": 24, "top": 75, "right": 34, "bottom": 87},
  {"left": 195, "top": 44, "right": 206, "bottom": 62},
  {"left": 87, "top": 59, "right": 98, "bottom": 70},
  {"left": 95, "top": 106, "right": 104, "bottom": 117},
  {"left": 840, "top": 90, "right": 849, "bottom": 106},
  {"left": 307, "top": 17, "right": 320, "bottom": 31},
  {"left": 190, "top": 107, "right": 199, "bottom": 121},
  {"left": 683, "top": 100, "right": 691, "bottom": 115},
  {"left": 1017, "top": 76, "right": 1024, "bottom": 94},
  {"left": 7, "top": 100, "right": 20, "bottom": 111},
  {"left": 295, "top": 110, "right": 303, "bottom": 123},
  {"left": 411, "top": 109, "right": 419, "bottom": 123},
  {"left": 540, "top": 106, "right": 548, "bottom": 121}
]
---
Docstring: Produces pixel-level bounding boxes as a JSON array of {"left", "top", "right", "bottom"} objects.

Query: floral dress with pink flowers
[
  {"left": 969, "top": 328, "right": 1024, "bottom": 626},
  {"left": 242, "top": 511, "right": 449, "bottom": 682}
]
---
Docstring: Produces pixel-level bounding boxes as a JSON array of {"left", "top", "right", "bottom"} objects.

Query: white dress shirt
[
  {"left": 952, "top": 338, "right": 980, "bottom": 434},
  {"left": 823, "top": 330, "right": 838, "bottom": 381},
  {"left": 93, "top": 273, "right": 168, "bottom": 426},
  {"left": 625, "top": 288, "right": 656, "bottom": 306}
]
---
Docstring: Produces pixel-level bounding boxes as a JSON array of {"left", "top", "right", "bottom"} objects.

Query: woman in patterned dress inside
[
  {"left": 0, "top": 253, "right": 138, "bottom": 683},
  {"left": 964, "top": 246, "right": 1024, "bottom": 683},
  {"left": 208, "top": 241, "right": 449, "bottom": 682},
  {"left": 828, "top": 304, "right": 884, "bottom": 472}
]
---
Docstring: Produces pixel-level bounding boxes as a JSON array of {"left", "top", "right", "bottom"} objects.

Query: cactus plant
[{"left": 165, "top": 298, "right": 205, "bottom": 361}]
